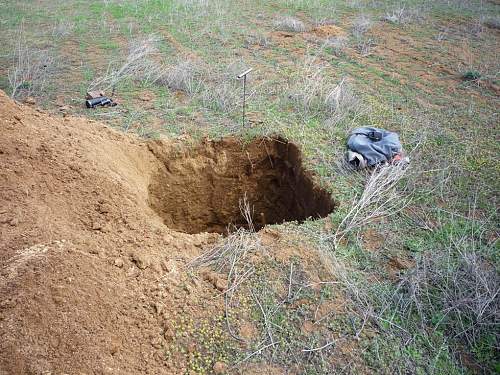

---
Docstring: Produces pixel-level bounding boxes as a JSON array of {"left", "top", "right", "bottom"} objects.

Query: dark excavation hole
[{"left": 148, "top": 137, "right": 336, "bottom": 234}]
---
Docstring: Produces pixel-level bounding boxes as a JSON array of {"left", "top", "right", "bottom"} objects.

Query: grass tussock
[
  {"left": 89, "top": 34, "right": 161, "bottom": 94},
  {"left": 8, "top": 25, "right": 55, "bottom": 100},
  {"left": 287, "top": 56, "right": 361, "bottom": 125},
  {"left": 159, "top": 59, "right": 203, "bottom": 95},
  {"left": 382, "top": 6, "right": 425, "bottom": 25},
  {"left": 274, "top": 16, "right": 306, "bottom": 32}
]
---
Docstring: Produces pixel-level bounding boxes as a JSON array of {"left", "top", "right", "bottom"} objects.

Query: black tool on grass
[
  {"left": 85, "top": 96, "right": 116, "bottom": 108},
  {"left": 237, "top": 68, "right": 253, "bottom": 127}
]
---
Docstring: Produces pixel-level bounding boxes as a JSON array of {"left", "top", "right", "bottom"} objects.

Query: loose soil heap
[{"left": 0, "top": 90, "right": 336, "bottom": 374}]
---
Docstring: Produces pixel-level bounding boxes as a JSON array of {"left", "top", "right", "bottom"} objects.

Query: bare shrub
[
  {"left": 401, "top": 247, "right": 499, "bottom": 346},
  {"left": 352, "top": 14, "right": 372, "bottom": 37},
  {"left": 314, "top": 18, "right": 337, "bottom": 27},
  {"left": 8, "top": 26, "right": 55, "bottom": 100},
  {"left": 245, "top": 33, "right": 270, "bottom": 48},
  {"left": 356, "top": 38, "right": 375, "bottom": 56},
  {"left": 288, "top": 57, "right": 361, "bottom": 123},
  {"left": 89, "top": 34, "right": 161, "bottom": 93},
  {"left": 352, "top": 15, "right": 374, "bottom": 56},
  {"left": 393, "top": 213, "right": 499, "bottom": 370},
  {"left": 323, "top": 35, "right": 348, "bottom": 56},
  {"left": 382, "top": 7, "right": 424, "bottom": 25},
  {"left": 332, "top": 161, "right": 413, "bottom": 248},
  {"left": 274, "top": 16, "right": 306, "bottom": 32},
  {"left": 159, "top": 60, "right": 203, "bottom": 95},
  {"left": 52, "top": 20, "right": 74, "bottom": 38},
  {"left": 324, "top": 77, "right": 359, "bottom": 115},
  {"left": 482, "top": 16, "right": 500, "bottom": 30}
]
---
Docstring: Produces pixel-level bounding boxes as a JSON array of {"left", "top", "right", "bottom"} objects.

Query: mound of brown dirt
[{"left": 0, "top": 90, "right": 336, "bottom": 374}]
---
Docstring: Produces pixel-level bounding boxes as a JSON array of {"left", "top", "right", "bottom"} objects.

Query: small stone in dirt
[
  {"left": 150, "top": 336, "right": 162, "bottom": 349},
  {"left": 92, "top": 222, "right": 103, "bottom": 231},
  {"left": 162, "top": 259, "right": 177, "bottom": 273},
  {"left": 202, "top": 271, "right": 228, "bottom": 292},
  {"left": 214, "top": 277, "right": 228, "bottom": 292},
  {"left": 153, "top": 302, "right": 163, "bottom": 315},
  {"left": 131, "top": 251, "right": 150, "bottom": 270},
  {"left": 113, "top": 258, "right": 124, "bottom": 268},
  {"left": 126, "top": 266, "right": 139, "bottom": 278},
  {"left": 9, "top": 218, "right": 19, "bottom": 226},
  {"left": 213, "top": 361, "right": 227, "bottom": 374},
  {"left": 24, "top": 97, "right": 36, "bottom": 105}
]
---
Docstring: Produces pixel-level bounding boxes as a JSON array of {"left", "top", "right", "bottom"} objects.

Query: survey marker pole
[{"left": 237, "top": 68, "right": 253, "bottom": 127}]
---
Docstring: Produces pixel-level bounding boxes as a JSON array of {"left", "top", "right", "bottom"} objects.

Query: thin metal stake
[
  {"left": 237, "top": 68, "right": 253, "bottom": 128},
  {"left": 242, "top": 74, "right": 247, "bottom": 127}
]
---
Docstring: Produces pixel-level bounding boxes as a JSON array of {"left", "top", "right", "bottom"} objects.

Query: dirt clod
[
  {"left": 113, "top": 258, "right": 124, "bottom": 268},
  {"left": 213, "top": 361, "right": 227, "bottom": 374},
  {"left": 131, "top": 251, "right": 150, "bottom": 270}
]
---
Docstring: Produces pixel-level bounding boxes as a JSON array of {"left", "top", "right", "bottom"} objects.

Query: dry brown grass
[
  {"left": 89, "top": 34, "right": 161, "bottom": 94},
  {"left": 8, "top": 25, "right": 55, "bottom": 100},
  {"left": 274, "top": 16, "right": 306, "bottom": 32}
]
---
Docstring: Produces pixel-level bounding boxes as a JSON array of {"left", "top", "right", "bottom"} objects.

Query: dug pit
[{"left": 147, "top": 137, "right": 336, "bottom": 234}]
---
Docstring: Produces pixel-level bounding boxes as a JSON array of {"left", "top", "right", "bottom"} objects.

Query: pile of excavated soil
[{"left": 0, "top": 90, "right": 336, "bottom": 374}]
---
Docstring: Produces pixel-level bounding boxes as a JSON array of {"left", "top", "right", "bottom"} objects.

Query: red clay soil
[{"left": 0, "top": 91, "right": 336, "bottom": 374}]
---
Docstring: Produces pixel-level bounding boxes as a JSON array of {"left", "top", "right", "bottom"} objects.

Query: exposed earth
[{"left": 0, "top": 90, "right": 340, "bottom": 374}]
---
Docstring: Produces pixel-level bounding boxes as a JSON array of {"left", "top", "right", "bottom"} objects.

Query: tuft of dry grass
[
  {"left": 89, "top": 34, "right": 161, "bottom": 94},
  {"left": 482, "top": 16, "right": 500, "bottom": 30},
  {"left": 200, "top": 60, "right": 254, "bottom": 115},
  {"left": 332, "top": 161, "right": 413, "bottom": 248},
  {"left": 287, "top": 56, "right": 361, "bottom": 125},
  {"left": 351, "top": 14, "right": 372, "bottom": 37},
  {"left": 8, "top": 25, "right": 55, "bottom": 100},
  {"left": 274, "top": 16, "right": 306, "bottom": 32},
  {"left": 324, "top": 77, "right": 359, "bottom": 117},
  {"left": 159, "top": 59, "right": 203, "bottom": 95},
  {"left": 52, "top": 20, "right": 74, "bottom": 38},
  {"left": 323, "top": 35, "right": 348, "bottom": 56},
  {"left": 382, "top": 7, "right": 424, "bottom": 25}
]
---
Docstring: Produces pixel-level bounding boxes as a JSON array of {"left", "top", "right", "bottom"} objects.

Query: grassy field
[{"left": 1, "top": 0, "right": 498, "bottom": 373}]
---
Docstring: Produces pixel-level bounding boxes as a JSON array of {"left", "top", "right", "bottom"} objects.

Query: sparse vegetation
[
  {"left": 273, "top": 16, "right": 306, "bottom": 32},
  {"left": 482, "top": 16, "right": 500, "bottom": 29},
  {"left": 89, "top": 34, "right": 161, "bottom": 94},
  {"left": 160, "top": 60, "right": 203, "bottom": 95},
  {"left": 382, "top": 6, "right": 424, "bottom": 25},
  {"left": 0, "top": 0, "right": 498, "bottom": 373},
  {"left": 323, "top": 35, "right": 348, "bottom": 56},
  {"left": 462, "top": 70, "right": 482, "bottom": 82},
  {"left": 8, "top": 25, "right": 55, "bottom": 100}
]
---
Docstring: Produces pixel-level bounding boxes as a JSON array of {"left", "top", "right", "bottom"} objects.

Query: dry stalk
[
  {"left": 333, "top": 161, "right": 413, "bottom": 248},
  {"left": 189, "top": 195, "right": 264, "bottom": 342},
  {"left": 274, "top": 16, "right": 306, "bottom": 32},
  {"left": 89, "top": 34, "right": 161, "bottom": 94},
  {"left": 8, "top": 23, "right": 54, "bottom": 100}
]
